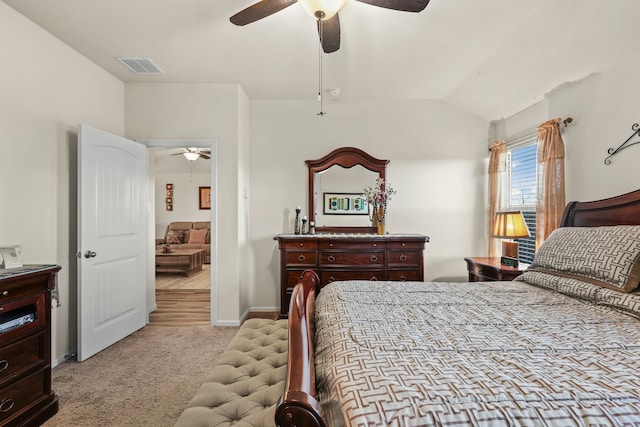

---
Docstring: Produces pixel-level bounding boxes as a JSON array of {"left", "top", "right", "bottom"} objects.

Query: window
[{"left": 503, "top": 137, "right": 537, "bottom": 265}]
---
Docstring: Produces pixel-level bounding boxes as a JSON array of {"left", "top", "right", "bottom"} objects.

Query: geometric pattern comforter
[{"left": 314, "top": 280, "right": 640, "bottom": 426}]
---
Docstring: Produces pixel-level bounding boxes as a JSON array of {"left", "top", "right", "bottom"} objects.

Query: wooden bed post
[{"left": 275, "top": 270, "right": 326, "bottom": 427}]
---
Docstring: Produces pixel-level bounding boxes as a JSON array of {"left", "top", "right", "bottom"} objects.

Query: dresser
[
  {"left": 0, "top": 265, "right": 60, "bottom": 427},
  {"left": 275, "top": 234, "right": 428, "bottom": 318}
]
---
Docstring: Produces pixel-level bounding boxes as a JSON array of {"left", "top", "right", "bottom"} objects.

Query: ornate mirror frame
[{"left": 306, "top": 147, "right": 389, "bottom": 234}]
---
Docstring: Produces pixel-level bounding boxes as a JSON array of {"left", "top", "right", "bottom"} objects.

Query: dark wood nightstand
[{"left": 464, "top": 257, "right": 528, "bottom": 282}]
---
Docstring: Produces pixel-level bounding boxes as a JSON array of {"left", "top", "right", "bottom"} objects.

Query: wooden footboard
[{"left": 275, "top": 270, "right": 326, "bottom": 427}]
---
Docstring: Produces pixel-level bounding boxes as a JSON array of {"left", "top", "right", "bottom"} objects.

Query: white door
[{"left": 77, "top": 124, "right": 148, "bottom": 361}]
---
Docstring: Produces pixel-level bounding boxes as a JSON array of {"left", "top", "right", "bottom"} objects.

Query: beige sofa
[{"left": 156, "top": 221, "right": 211, "bottom": 263}]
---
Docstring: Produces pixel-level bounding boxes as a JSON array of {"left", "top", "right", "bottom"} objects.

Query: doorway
[{"left": 144, "top": 141, "right": 216, "bottom": 326}]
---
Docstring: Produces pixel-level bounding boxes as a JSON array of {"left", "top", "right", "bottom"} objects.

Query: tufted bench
[{"left": 174, "top": 318, "right": 289, "bottom": 427}]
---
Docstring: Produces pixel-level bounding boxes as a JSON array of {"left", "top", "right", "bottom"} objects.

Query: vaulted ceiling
[{"left": 4, "top": 0, "right": 639, "bottom": 121}]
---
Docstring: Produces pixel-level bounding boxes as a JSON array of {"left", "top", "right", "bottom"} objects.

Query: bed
[{"left": 275, "top": 188, "right": 640, "bottom": 427}]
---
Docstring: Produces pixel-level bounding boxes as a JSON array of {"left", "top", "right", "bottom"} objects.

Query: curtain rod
[{"left": 491, "top": 117, "right": 573, "bottom": 151}]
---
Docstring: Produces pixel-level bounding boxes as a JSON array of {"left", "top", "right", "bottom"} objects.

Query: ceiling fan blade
[
  {"left": 199, "top": 153, "right": 211, "bottom": 159},
  {"left": 230, "top": 0, "right": 298, "bottom": 26},
  {"left": 355, "top": 0, "right": 430, "bottom": 12},
  {"left": 317, "top": 13, "right": 340, "bottom": 53}
]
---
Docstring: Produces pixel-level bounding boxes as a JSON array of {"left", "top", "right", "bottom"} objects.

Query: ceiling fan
[
  {"left": 171, "top": 148, "right": 211, "bottom": 161},
  {"left": 230, "top": 0, "right": 430, "bottom": 53}
]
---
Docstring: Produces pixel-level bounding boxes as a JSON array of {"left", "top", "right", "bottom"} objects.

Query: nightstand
[{"left": 464, "top": 257, "right": 528, "bottom": 282}]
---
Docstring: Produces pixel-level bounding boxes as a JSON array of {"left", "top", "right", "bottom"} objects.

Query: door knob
[{"left": 84, "top": 251, "right": 97, "bottom": 258}]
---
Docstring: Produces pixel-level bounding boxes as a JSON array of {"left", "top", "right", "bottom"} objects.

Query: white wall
[
  {"left": 249, "top": 99, "right": 490, "bottom": 310},
  {"left": 0, "top": 2, "right": 125, "bottom": 363},
  {"left": 125, "top": 83, "right": 249, "bottom": 323},
  {"left": 491, "top": 59, "right": 640, "bottom": 206}
]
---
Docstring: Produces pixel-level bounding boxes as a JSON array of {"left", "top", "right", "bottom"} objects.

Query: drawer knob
[
  {"left": 370, "top": 255, "right": 378, "bottom": 262},
  {"left": 399, "top": 275, "right": 407, "bottom": 282},
  {"left": 372, "top": 243, "right": 377, "bottom": 247},
  {"left": 0, "top": 360, "right": 8, "bottom": 372},
  {"left": 328, "top": 276, "right": 335, "bottom": 283},
  {"left": 402, "top": 243, "right": 406, "bottom": 247},
  {"left": 327, "top": 255, "right": 336, "bottom": 262},
  {"left": 0, "top": 399, "right": 14, "bottom": 413},
  {"left": 297, "top": 255, "right": 306, "bottom": 262},
  {"left": 370, "top": 276, "right": 378, "bottom": 281},
  {"left": 399, "top": 254, "right": 407, "bottom": 261},
  {"left": 0, "top": 291, "right": 7, "bottom": 297},
  {"left": 298, "top": 243, "right": 303, "bottom": 247}
]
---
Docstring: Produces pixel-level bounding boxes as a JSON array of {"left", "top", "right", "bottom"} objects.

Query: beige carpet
[
  {"left": 44, "top": 325, "right": 239, "bottom": 427},
  {"left": 155, "top": 264, "right": 210, "bottom": 289}
]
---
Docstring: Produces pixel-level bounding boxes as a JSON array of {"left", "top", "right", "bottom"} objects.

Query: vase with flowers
[{"left": 362, "top": 177, "right": 396, "bottom": 235}]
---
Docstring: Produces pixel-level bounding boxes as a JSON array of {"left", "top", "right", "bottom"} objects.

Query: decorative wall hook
[{"left": 605, "top": 122, "right": 640, "bottom": 165}]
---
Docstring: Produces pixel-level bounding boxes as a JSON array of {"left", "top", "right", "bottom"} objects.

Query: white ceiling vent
[{"left": 116, "top": 57, "right": 164, "bottom": 75}]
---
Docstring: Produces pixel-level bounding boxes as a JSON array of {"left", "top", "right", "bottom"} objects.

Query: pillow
[
  {"left": 166, "top": 230, "right": 185, "bottom": 244},
  {"left": 528, "top": 225, "right": 640, "bottom": 293},
  {"left": 188, "top": 228, "right": 208, "bottom": 244}
]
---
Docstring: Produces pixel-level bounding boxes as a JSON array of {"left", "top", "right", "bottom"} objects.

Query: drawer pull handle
[
  {"left": 329, "top": 243, "right": 334, "bottom": 247},
  {"left": 370, "top": 276, "right": 378, "bottom": 281},
  {"left": 298, "top": 243, "right": 303, "bottom": 247},
  {"left": 399, "top": 254, "right": 407, "bottom": 261},
  {"left": 372, "top": 243, "right": 377, "bottom": 247},
  {"left": 297, "top": 255, "right": 306, "bottom": 262},
  {"left": 399, "top": 275, "right": 407, "bottom": 282},
  {"left": 0, "top": 291, "right": 7, "bottom": 297},
  {"left": 327, "top": 255, "right": 336, "bottom": 262},
  {"left": 0, "top": 360, "right": 8, "bottom": 372},
  {"left": 0, "top": 399, "right": 14, "bottom": 413},
  {"left": 328, "top": 276, "right": 335, "bottom": 283},
  {"left": 402, "top": 243, "right": 406, "bottom": 247},
  {"left": 370, "top": 255, "right": 378, "bottom": 262}
]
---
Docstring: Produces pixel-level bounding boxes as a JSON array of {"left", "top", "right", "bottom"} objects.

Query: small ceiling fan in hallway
[
  {"left": 172, "top": 148, "right": 211, "bottom": 161},
  {"left": 230, "top": 0, "right": 431, "bottom": 53}
]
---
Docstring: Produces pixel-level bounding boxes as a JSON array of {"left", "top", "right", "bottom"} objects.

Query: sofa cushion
[
  {"left": 188, "top": 228, "right": 208, "bottom": 244},
  {"left": 166, "top": 230, "right": 186, "bottom": 244}
]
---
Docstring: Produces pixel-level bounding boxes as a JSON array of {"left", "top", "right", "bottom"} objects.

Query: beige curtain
[
  {"left": 488, "top": 140, "right": 506, "bottom": 257},
  {"left": 536, "top": 118, "right": 566, "bottom": 249}
]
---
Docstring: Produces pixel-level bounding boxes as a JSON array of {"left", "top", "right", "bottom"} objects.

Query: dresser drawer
[
  {"left": 388, "top": 270, "right": 421, "bottom": 282},
  {"left": 284, "top": 251, "right": 317, "bottom": 266},
  {"left": 318, "top": 240, "right": 384, "bottom": 250},
  {"left": 387, "top": 241, "right": 424, "bottom": 250},
  {"left": 280, "top": 240, "right": 317, "bottom": 250},
  {"left": 321, "top": 270, "right": 385, "bottom": 285},
  {"left": 388, "top": 250, "right": 420, "bottom": 267},
  {"left": 319, "top": 251, "right": 385, "bottom": 267},
  {"left": 0, "top": 367, "right": 47, "bottom": 424},
  {"left": 0, "top": 332, "right": 45, "bottom": 388}
]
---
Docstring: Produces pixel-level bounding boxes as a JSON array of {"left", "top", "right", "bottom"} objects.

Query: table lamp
[{"left": 492, "top": 211, "right": 530, "bottom": 267}]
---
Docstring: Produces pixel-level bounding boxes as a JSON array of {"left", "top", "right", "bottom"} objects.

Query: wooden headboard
[
  {"left": 559, "top": 188, "right": 640, "bottom": 227},
  {"left": 275, "top": 188, "right": 640, "bottom": 427}
]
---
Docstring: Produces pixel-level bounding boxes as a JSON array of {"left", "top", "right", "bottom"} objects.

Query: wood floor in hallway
[{"left": 150, "top": 289, "right": 211, "bottom": 326}]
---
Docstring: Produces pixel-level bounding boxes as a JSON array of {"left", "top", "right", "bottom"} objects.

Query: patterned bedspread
[{"left": 314, "top": 280, "right": 640, "bottom": 426}]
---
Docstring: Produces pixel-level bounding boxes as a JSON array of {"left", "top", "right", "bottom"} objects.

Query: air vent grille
[{"left": 116, "top": 57, "right": 164, "bottom": 75}]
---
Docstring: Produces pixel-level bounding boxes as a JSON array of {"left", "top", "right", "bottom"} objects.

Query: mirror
[{"left": 307, "top": 147, "right": 389, "bottom": 233}]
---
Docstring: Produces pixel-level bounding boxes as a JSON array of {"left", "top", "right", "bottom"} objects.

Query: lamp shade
[
  {"left": 492, "top": 211, "right": 530, "bottom": 239},
  {"left": 299, "top": 0, "right": 347, "bottom": 19}
]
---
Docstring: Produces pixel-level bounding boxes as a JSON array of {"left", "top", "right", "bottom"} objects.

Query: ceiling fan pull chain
[{"left": 317, "top": 18, "right": 325, "bottom": 116}]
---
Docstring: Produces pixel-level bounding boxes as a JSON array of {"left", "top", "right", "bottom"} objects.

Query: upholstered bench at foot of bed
[{"left": 174, "top": 318, "right": 288, "bottom": 427}]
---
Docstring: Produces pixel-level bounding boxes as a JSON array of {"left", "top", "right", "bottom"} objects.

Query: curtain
[
  {"left": 536, "top": 118, "right": 566, "bottom": 249},
  {"left": 488, "top": 140, "right": 506, "bottom": 257}
]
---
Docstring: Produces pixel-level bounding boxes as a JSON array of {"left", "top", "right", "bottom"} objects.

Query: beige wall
[
  {"left": 125, "top": 83, "right": 250, "bottom": 323},
  {"left": 0, "top": 2, "right": 125, "bottom": 364},
  {"left": 491, "top": 60, "right": 640, "bottom": 207},
  {"left": 249, "top": 99, "right": 490, "bottom": 310}
]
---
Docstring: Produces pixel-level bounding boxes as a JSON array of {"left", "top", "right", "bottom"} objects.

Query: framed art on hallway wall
[{"left": 199, "top": 186, "right": 211, "bottom": 210}]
